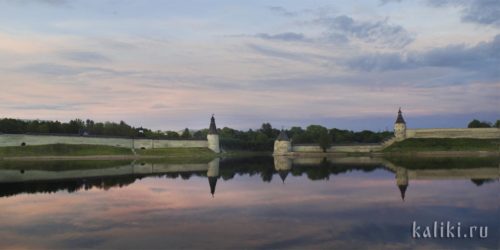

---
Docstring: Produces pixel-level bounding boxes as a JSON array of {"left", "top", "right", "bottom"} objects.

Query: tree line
[
  {"left": 467, "top": 119, "right": 500, "bottom": 128},
  {"left": 0, "top": 118, "right": 394, "bottom": 151},
  {"left": 0, "top": 118, "right": 197, "bottom": 139},
  {"left": 218, "top": 123, "right": 393, "bottom": 151},
  {"left": 2, "top": 118, "right": 496, "bottom": 151}
]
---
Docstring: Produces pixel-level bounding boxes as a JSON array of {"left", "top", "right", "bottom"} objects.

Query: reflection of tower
[
  {"left": 395, "top": 167, "right": 409, "bottom": 201},
  {"left": 273, "top": 129, "right": 291, "bottom": 155},
  {"left": 207, "top": 158, "right": 220, "bottom": 197},
  {"left": 394, "top": 108, "right": 407, "bottom": 141},
  {"left": 274, "top": 156, "right": 292, "bottom": 183},
  {"left": 207, "top": 115, "right": 220, "bottom": 153}
]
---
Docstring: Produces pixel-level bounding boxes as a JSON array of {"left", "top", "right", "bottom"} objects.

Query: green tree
[
  {"left": 181, "top": 128, "right": 191, "bottom": 139},
  {"left": 468, "top": 119, "right": 491, "bottom": 128},
  {"left": 260, "top": 123, "right": 279, "bottom": 138},
  {"left": 495, "top": 120, "right": 500, "bottom": 128},
  {"left": 318, "top": 131, "right": 332, "bottom": 152},
  {"left": 165, "top": 131, "right": 180, "bottom": 139}
]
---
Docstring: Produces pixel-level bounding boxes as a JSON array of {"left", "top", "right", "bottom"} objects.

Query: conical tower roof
[
  {"left": 398, "top": 184, "right": 408, "bottom": 201},
  {"left": 395, "top": 108, "right": 406, "bottom": 124},
  {"left": 278, "top": 170, "right": 289, "bottom": 183},
  {"left": 208, "top": 176, "right": 218, "bottom": 197},
  {"left": 276, "top": 129, "right": 289, "bottom": 141},
  {"left": 208, "top": 115, "right": 218, "bottom": 135}
]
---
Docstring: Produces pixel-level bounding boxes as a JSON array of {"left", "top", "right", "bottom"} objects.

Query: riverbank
[
  {"left": 383, "top": 138, "right": 499, "bottom": 152},
  {"left": 0, "top": 144, "right": 217, "bottom": 161},
  {"left": 0, "top": 138, "right": 498, "bottom": 161},
  {"left": 283, "top": 151, "right": 499, "bottom": 157}
]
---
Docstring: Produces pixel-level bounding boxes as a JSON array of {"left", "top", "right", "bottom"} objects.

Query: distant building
[
  {"left": 207, "top": 115, "right": 220, "bottom": 153},
  {"left": 394, "top": 108, "right": 407, "bottom": 141},
  {"left": 273, "top": 129, "right": 291, "bottom": 155}
]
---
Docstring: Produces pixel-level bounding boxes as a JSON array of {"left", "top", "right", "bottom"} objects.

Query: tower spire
[
  {"left": 208, "top": 115, "right": 218, "bottom": 135},
  {"left": 395, "top": 107, "right": 406, "bottom": 124},
  {"left": 398, "top": 184, "right": 407, "bottom": 201}
]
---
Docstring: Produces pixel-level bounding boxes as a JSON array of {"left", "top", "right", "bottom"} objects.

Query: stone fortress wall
[
  {"left": 274, "top": 109, "right": 500, "bottom": 155},
  {"left": 0, "top": 134, "right": 208, "bottom": 149},
  {"left": 0, "top": 116, "right": 221, "bottom": 153},
  {"left": 406, "top": 128, "right": 499, "bottom": 139}
]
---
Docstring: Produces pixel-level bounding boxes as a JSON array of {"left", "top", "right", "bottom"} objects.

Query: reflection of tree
[
  {"left": 0, "top": 176, "right": 139, "bottom": 198},
  {"left": 7, "top": 156, "right": 497, "bottom": 199},
  {"left": 470, "top": 179, "right": 497, "bottom": 186},
  {"left": 386, "top": 157, "right": 499, "bottom": 169}
]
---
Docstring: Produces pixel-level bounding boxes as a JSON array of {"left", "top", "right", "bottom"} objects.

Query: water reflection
[
  {"left": 0, "top": 156, "right": 498, "bottom": 249},
  {"left": 0, "top": 156, "right": 497, "bottom": 200}
]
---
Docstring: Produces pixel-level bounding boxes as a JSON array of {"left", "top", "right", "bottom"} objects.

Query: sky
[{"left": 0, "top": 0, "right": 498, "bottom": 131}]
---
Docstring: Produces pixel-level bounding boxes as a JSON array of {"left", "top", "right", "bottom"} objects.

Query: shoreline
[
  {"left": 0, "top": 155, "right": 165, "bottom": 161},
  {"left": 0, "top": 150, "right": 497, "bottom": 161},
  {"left": 277, "top": 150, "right": 499, "bottom": 158}
]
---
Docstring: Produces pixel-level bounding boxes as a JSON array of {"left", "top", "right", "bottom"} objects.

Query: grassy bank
[
  {"left": 136, "top": 147, "right": 216, "bottom": 163},
  {"left": 0, "top": 144, "right": 217, "bottom": 163},
  {"left": 384, "top": 138, "right": 500, "bottom": 152},
  {"left": 0, "top": 144, "right": 132, "bottom": 157},
  {"left": 0, "top": 160, "right": 132, "bottom": 171}
]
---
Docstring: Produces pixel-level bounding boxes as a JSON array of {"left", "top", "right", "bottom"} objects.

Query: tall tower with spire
[
  {"left": 394, "top": 108, "right": 407, "bottom": 141},
  {"left": 273, "top": 129, "right": 291, "bottom": 155},
  {"left": 207, "top": 115, "right": 220, "bottom": 153}
]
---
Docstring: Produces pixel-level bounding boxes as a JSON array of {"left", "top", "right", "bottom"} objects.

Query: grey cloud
[
  {"left": 456, "top": 0, "right": 500, "bottom": 27},
  {"left": 246, "top": 43, "right": 333, "bottom": 64},
  {"left": 37, "top": 0, "right": 67, "bottom": 4},
  {"left": 60, "top": 51, "right": 111, "bottom": 63},
  {"left": 247, "top": 44, "right": 308, "bottom": 62},
  {"left": 345, "top": 34, "right": 500, "bottom": 79},
  {"left": 0, "top": 0, "right": 69, "bottom": 6},
  {"left": 20, "top": 63, "right": 118, "bottom": 76},
  {"left": 379, "top": 0, "right": 403, "bottom": 5},
  {"left": 6, "top": 102, "right": 102, "bottom": 111},
  {"left": 267, "top": 6, "right": 298, "bottom": 17},
  {"left": 255, "top": 32, "right": 308, "bottom": 42},
  {"left": 316, "top": 15, "right": 415, "bottom": 48},
  {"left": 389, "top": 0, "right": 500, "bottom": 27},
  {"left": 345, "top": 52, "right": 414, "bottom": 71}
]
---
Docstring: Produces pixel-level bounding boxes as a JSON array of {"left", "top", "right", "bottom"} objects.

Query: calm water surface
[{"left": 0, "top": 156, "right": 498, "bottom": 249}]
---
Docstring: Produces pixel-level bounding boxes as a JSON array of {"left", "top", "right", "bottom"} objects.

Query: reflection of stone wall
[
  {"left": 291, "top": 144, "right": 382, "bottom": 153},
  {"left": 0, "top": 134, "right": 208, "bottom": 149},
  {"left": 0, "top": 160, "right": 217, "bottom": 183},
  {"left": 406, "top": 128, "right": 500, "bottom": 139}
]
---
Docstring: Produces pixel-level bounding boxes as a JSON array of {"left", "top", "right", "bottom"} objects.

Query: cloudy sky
[{"left": 0, "top": 0, "right": 498, "bottom": 131}]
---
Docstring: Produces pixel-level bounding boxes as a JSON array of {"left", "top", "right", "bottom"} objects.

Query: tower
[
  {"left": 274, "top": 156, "right": 292, "bottom": 183},
  {"left": 207, "top": 158, "right": 220, "bottom": 197},
  {"left": 273, "top": 129, "right": 291, "bottom": 155},
  {"left": 395, "top": 167, "right": 409, "bottom": 201},
  {"left": 394, "top": 108, "right": 407, "bottom": 141},
  {"left": 207, "top": 115, "right": 220, "bottom": 153}
]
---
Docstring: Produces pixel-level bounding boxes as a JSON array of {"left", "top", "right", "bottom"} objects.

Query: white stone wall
[
  {"left": 0, "top": 134, "right": 208, "bottom": 149},
  {"left": 406, "top": 128, "right": 500, "bottom": 139},
  {"left": 134, "top": 139, "right": 207, "bottom": 149},
  {"left": 286, "top": 128, "right": 499, "bottom": 154},
  {"left": 0, "top": 134, "right": 133, "bottom": 148}
]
